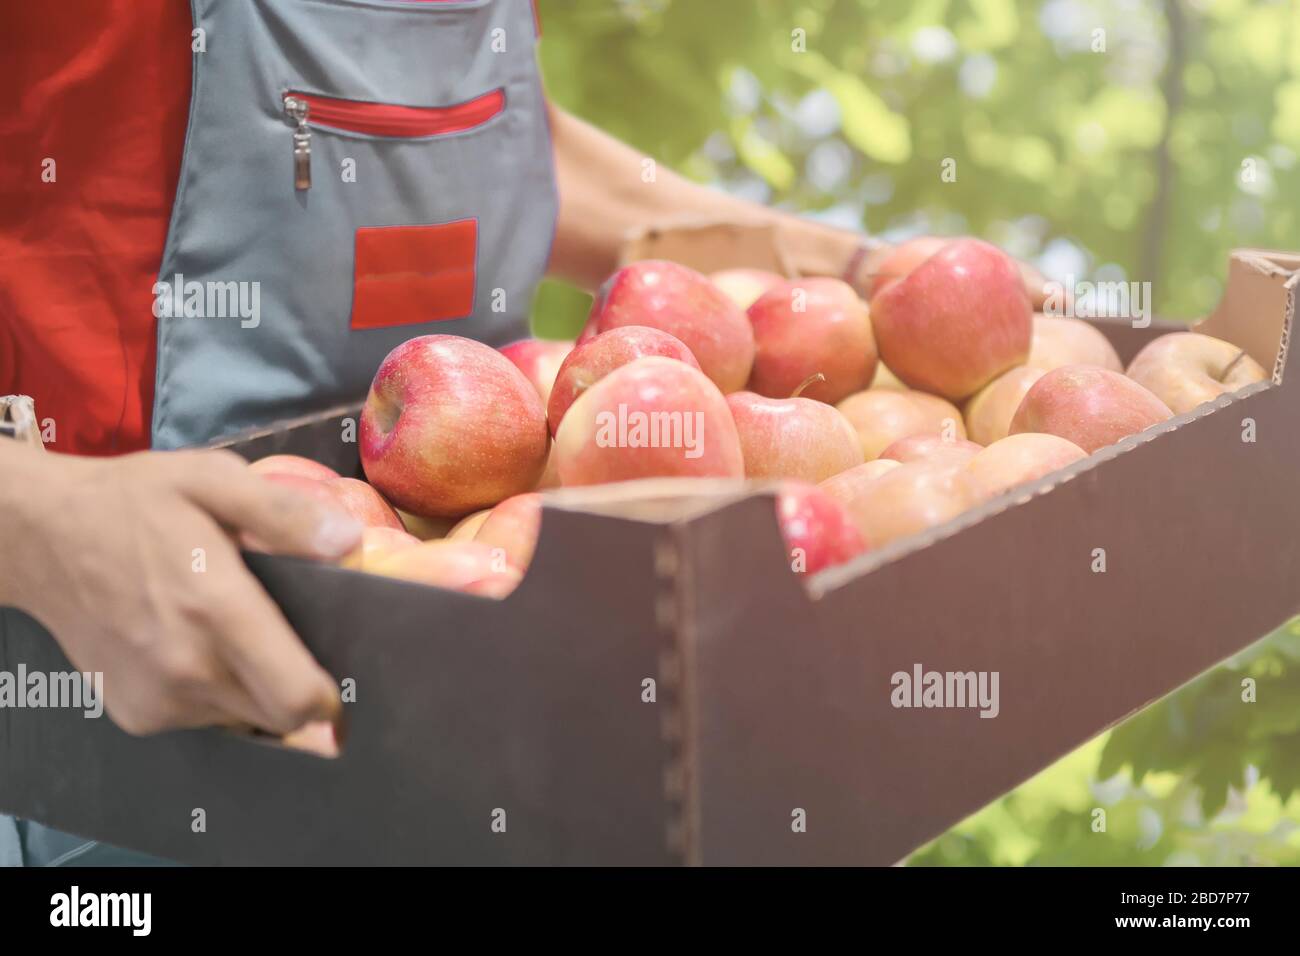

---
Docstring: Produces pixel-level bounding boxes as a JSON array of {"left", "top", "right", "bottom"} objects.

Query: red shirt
[{"left": 0, "top": 2, "right": 192, "bottom": 454}]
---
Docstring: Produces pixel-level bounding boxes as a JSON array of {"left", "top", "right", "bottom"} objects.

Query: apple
[
  {"left": 371, "top": 539, "right": 521, "bottom": 597},
  {"left": 866, "top": 236, "right": 951, "bottom": 299},
  {"left": 340, "top": 526, "right": 420, "bottom": 571},
  {"left": 835, "top": 389, "right": 966, "bottom": 460},
  {"left": 822, "top": 461, "right": 976, "bottom": 549},
  {"left": 963, "top": 366, "right": 1046, "bottom": 446},
  {"left": 474, "top": 492, "right": 542, "bottom": 570},
  {"left": 249, "top": 454, "right": 340, "bottom": 481},
  {"left": 869, "top": 239, "right": 1032, "bottom": 400},
  {"left": 878, "top": 433, "right": 982, "bottom": 465},
  {"left": 819, "top": 459, "right": 903, "bottom": 518},
  {"left": 745, "top": 277, "right": 877, "bottom": 404},
  {"left": 359, "top": 335, "right": 549, "bottom": 518},
  {"left": 261, "top": 473, "right": 403, "bottom": 530},
  {"left": 1010, "top": 365, "right": 1173, "bottom": 453},
  {"left": 965, "top": 433, "right": 1088, "bottom": 501},
  {"left": 447, "top": 509, "right": 492, "bottom": 541},
  {"left": 1028, "top": 315, "right": 1123, "bottom": 372},
  {"left": 581, "top": 260, "right": 755, "bottom": 393},
  {"left": 775, "top": 481, "right": 869, "bottom": 574},
  {"left": 498, "top": 337, "right": 573, "bottom": 405},
  {"left": 1125, "top": 332, "right": 1267, "bottom": 415},
  {"left": 553, "top": 356, "right": 744, "bottom": 486},
  {"left": 870, "top": 362, "right": 908, "bottom": 392},
  {"left": 710, "top": 268, "right": 785, "bottom": 309},
  {"left": 535, "top": 446, "right": 562, "bottom": 489},
  {"left": 547, "top": 326, "right": 700, "bottom": 436},
  {"left": 395, "top": 509, "right": 456, "bottom": 541},
  {"left": 726, "top": 389, "right": 862, "bottom": 482}
]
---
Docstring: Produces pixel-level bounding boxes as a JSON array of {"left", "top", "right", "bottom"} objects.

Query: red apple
[
  {"left": 824, "top": 460, "right": 976, "bottom": 549},
  {"left": 340, "top": 526, "right": 421, "bottom": 571},
  {"left": 474, "top": 492, "right": 542, "bottom": 570},
  {"left": 965, "top": 433, "right": 1088, "bottom": 501},
  {"left": 371, "top": 539, "right": 521, "bottom": 597},
  {"left": 553, "top": 356, "right": 744, "bottom": 486},
  {"left": 710, "top": 268, "right": 785, "bottom": 309},
  {"left": 1009, "top": 365, "right": 1173, "bottom": 453},
  {"left": 963, "top": 365, "right": 1046, "bottom": 446},
  {"left": 498, "top": 337, "right": 573, "bottom": 405},
  {"left": 869, "top": 239, "right": 1032, "bottom": 400},
  {"left": 581, "top": 260, "right": 755, "bottom": 393},
  {"left": 359, "top": 335, "right": 549, "bottom": 518},
  {"left": 547, "top": 326, "right": 700, "bottom": 437},
  {"left": 249, "top": 454, "right": 340, "bottom": 481},
  {"left": 775, "top": 481, "right": 869, "bottom": 574},
  {"left": 835, "top": 389, "right": 966, "bottom": 460},
  {"left": 1028, "top": 315, "right": 1123, "bottom": 372},
  {"left": 745, "top": 277, "right": 877, "bottom": 405},
  {"left": 726, "top": 390, "right": 862, "bottom": 482},
  {"left": 866, "top": 236, "right": 951, "bottom": 299},
  {"left": 878, "top": 433, "right": 982, "bottom": 465},
  {"left": 1125, "top": 332, "right": 1267, "bottom": 415}
]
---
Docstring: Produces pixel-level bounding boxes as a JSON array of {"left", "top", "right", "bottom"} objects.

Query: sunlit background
[{"left": 534, "top": 0, "right": 1300, "bottom": 866}]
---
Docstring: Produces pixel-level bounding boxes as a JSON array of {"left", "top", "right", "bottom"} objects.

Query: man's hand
[{"left": 0, "top": 445, "right": 362, "bottom": 736}]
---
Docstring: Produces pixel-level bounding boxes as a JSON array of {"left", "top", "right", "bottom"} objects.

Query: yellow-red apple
[
  {"left": 869, "top": 239, "right": 1032, "bottom": 400},
  {"left": 963, "top": 365, "right": 1046, "bottom": 446},
  {"left": 1125, "top": 332, "right": 1267, "bottom": 415},
  {"left": 823, "top": 461, "right": 976, "bottom": 549},
  {"left": 745, "top": 278, "right": 877, "bottom": 404},
  {"left": 553, "top": 357, "right": 744, "bottom": 486},
  {"left": 726, "top": 390, "right": 862, "bottom": 482},
  {"left": 866, "top": 236, "right": 951, "bottom": 300},
  {"left": 1010, "top": 365, "right": 1172, "bottom": 453},
  {"left": 879, "top": 433, "right": 982, "bottom": 465},
  {"left": 359, "top": 335, "right": 549, "bottom": 518},
  {"left": 547, "top": 326, "right": 700, "bottom": 437},
  {"left": 498, "top": 337, "right": 573, "bottom": 405},
  {"left": 580, "top": 260, "right": 755, "bottom": 393},
  {"left": 1028, "top": 315, "right": 1123, "bottom": 372},
  {"left": 835, "top": 389, "right": 966, "bottom": 460},
  {"left": 965, "top": 433, "right": 1088, "bottom": 501}
]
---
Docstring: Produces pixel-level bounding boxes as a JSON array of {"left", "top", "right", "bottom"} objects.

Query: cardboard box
[{"left": 1, "top": 245, "right": 1296, "bottom": 865}]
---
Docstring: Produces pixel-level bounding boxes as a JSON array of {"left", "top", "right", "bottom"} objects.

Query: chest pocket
[{"left": 152, "top": 0, "right": 557, "bottom": 450}]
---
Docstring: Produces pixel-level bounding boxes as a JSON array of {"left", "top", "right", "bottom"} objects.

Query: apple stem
[
  {"left": 1217, "top": 350, "right": 1248, "bottom": 383},
  {"left": 791, "top": 373, "right": 826, "bottom": 399}
]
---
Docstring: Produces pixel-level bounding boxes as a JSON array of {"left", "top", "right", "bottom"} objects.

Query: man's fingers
[
  {"left": 177, "top": 451, "right": 362, "bottom": 559},
  {"left": 208, "top": 569, "right": 342, "bottom": 735}
]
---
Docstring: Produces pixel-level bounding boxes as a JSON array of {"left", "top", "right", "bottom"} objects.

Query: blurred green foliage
[{"left": 535, "top": 0, "right": 1300, "bottom": 865}]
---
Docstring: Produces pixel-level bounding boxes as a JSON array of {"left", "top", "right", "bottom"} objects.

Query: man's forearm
[{"left": 546, "top": 104, "right": 880, "bottom": 292}]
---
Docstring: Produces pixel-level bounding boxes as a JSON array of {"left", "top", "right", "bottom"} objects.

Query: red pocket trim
[{"left": 350, "top": 220, "right": 477, "bottom": 330}]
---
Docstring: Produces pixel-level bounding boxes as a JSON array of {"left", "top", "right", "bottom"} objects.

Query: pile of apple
[{"left": 252, "top": 237, "right": 1268, "bottom": 600}]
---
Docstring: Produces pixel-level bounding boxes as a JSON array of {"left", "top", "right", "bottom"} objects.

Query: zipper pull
[{"left": 284, "top": 96, "right": 312, "bottom": 191}]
